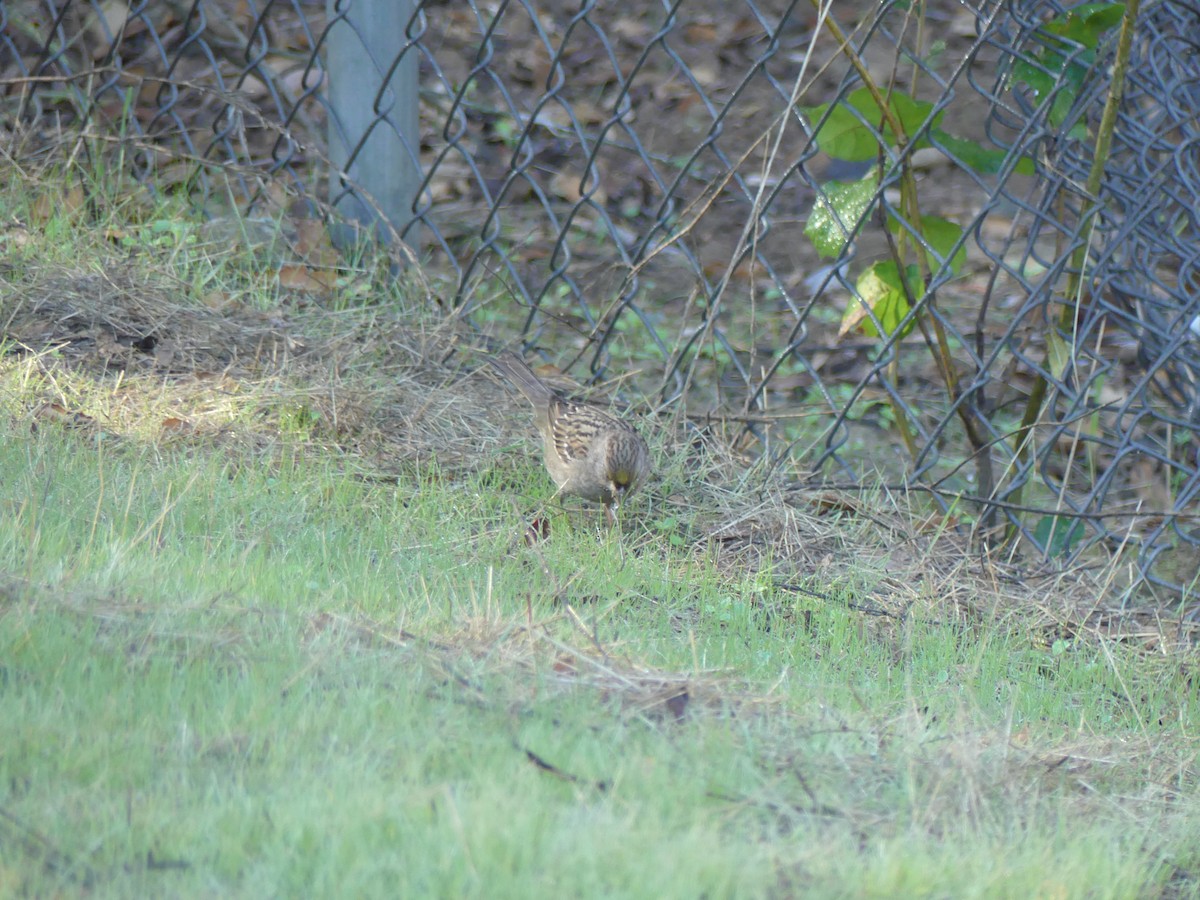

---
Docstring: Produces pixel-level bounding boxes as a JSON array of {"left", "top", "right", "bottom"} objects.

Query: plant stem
[{"left": 1007, "top": 0, "right": 1140, "bottom": 536}]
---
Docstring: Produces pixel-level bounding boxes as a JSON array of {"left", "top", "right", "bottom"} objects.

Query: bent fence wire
[{"left": 2, "top": 0, "right": 1199, "bottom": 602}]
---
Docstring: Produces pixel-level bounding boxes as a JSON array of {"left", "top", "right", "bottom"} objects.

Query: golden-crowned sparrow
[{"left": 488, "top": 351, "right": 650, "bottom": 523}]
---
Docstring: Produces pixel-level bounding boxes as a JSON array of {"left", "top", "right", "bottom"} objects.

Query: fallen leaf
[
  {"left": 201, "top": 290, "right": 236, "bottom": 310},
  {"left": 31, "top": 185, "right": 85, "bottom": 225},
  {"left": 154, "top": 340, "right": 177, "bottom": 368},
  {"left": 32, "top": 403, "right": 96, "bottom": 432},
  {"left": 683, "top": 21, "right": 719, "bottom": 43},
  {"left": 293, "top": 217, "right": 334, "bottom": 257},
  {"left": 277, "top": 264, "right": 338, "bottom": 295},
  {"left": 1, "top": 225, "right": 34, "bottom": 249},
  {"left": 665, "top": 690, "right": 689, "bottom": 721},
  {"left": 524, "top": 517, "right": 551, "bottom": 545},
  {"left": 549, "top": 169, "right": 608, "bottom": 205},
  {"left": 87, "top": 0, "right": 132, "bottom": 57}
]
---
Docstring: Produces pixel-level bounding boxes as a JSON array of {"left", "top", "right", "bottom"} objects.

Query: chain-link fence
[{"left": 3, "top": 0, "right": 1199, "bottom": 602}]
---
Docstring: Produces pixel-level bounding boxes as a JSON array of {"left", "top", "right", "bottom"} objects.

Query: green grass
[
  {"left": 2, "top": 421, "right": 1198, "bottom": 898},
  {"left": 1, "top": 169, "right": 1198, "bottom": 898}
]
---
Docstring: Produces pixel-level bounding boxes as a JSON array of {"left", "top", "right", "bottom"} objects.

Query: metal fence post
[{"left": 325, "top": 0, "right": 421, "bottom": 254}]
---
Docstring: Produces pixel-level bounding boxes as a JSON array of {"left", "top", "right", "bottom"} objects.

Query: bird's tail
[{"left": 487, "top": 351, "right": 555, "bottom": 405}]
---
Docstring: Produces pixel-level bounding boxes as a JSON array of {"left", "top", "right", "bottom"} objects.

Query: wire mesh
[{"left": 2, "top": 0, "right": 1198, "bottom": 601}]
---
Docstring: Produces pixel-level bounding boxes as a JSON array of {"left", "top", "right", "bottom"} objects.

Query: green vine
[{"left": 799, "top": 0, "right": 1129, "bottom": 551}]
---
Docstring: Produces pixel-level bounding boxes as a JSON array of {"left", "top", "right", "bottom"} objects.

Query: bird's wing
[{"left": 550, "top": 399, "right": 612, "bottom": 463}]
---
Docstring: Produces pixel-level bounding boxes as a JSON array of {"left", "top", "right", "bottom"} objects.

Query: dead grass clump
[
  {"left": 0, "top": 254, "right": 525, "bottom": 474},
  {"left": 675, "top": 454, "right": 1200, "bottom": 655},
  {"left": 3, "top": 265, "right": 287, "bottom": 375}
]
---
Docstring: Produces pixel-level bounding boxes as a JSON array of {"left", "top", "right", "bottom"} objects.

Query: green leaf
[
  {"left": 883, "top": 91, "right": 942, "bottom": 139},
  {"left": 931, "top": 128, "right": 1036, "bottom": 176},
  {"left": 920, "top": 217, "right": 966, "bottom": 275},
  {"left": 1009, "top": 3, "right": 1123, "bottom": 129},
  {"left": 1033, "top": 514, "right": 1086, "bottom": 558},
  {"left": 850, "top": 261, "right": 922, "bottom": 339},
  {"left": 803, "top": 97, "right": 884, "bottom": 161},
  {"left": 1049, "top": 89, "right": 1079, "bottom": 130},
  {"left": 887, "top": 214, "right": 967, "bottom": 276},
  {"left": 1044, "top": 329, "right": 1073, "bottom": 381},
  {"left": 805, "top": 176, "right": 878, "bottom": 259},
  {"left": 1042, "top": 3, "right": 1125, "bottom": 49},
  {"left": 1014, "top": 54, "right": 1092, "bottom": 130},
  {"left": 1012, "top": 59, "right": 1056, "bottom": 101},
  {"left": 802, "top": 88, "right": 942, "bottom": 161}
]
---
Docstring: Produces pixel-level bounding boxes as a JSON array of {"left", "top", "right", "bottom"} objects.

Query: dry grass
[
  {"left": 4, "top": 235, "right": 1199, "bottom": 669},
  {"left": 2, "top": 140, "right": 1198, "bottom": 694}
]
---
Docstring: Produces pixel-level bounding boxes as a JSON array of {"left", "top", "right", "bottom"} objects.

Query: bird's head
[{"left": 608, "top": 467, "right": 636, "bottom": 508}]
